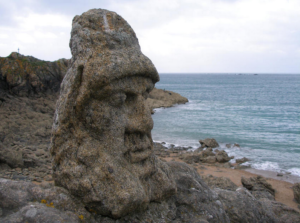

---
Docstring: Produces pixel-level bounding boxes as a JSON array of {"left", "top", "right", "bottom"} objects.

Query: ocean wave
[
  {"left": 287, "top": 168, "right": 300, "bottom": 177},
  {"left": 251, "top": 161, "right": 281, "bottom": 172}
]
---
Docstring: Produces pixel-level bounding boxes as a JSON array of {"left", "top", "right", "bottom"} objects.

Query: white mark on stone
[
  {"left": 25, "top": 208, "right": 37, "bottom": 218},
  {"left": 103, "top": 14, "right": 110, "bottom": 32}
]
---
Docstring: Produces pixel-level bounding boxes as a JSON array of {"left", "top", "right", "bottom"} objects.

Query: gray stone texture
[{"left": 50, "top": 8, "right": 176, "bottom": 218}]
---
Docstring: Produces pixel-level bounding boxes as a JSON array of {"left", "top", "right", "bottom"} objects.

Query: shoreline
[
  {"left": 153, "top": 140, "right": 300, "bottom": 184},
  {"left": 245, "top": 168, "right": 300, "bottom": 184},
  {"left": 154, "top": 142, "right": 300, "bottom": 212}
]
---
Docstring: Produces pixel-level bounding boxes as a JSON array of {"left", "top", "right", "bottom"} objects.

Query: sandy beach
[{"left": 159, "top": 151, "right": 300, "bottom": 212}]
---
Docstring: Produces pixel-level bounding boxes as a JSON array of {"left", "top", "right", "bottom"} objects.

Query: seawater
[{"left": 152, "top": 74, "right": 300, "bottom": 177}]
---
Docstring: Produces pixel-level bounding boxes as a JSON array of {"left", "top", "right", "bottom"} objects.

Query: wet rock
[
  {"left": 225, "top": 144, "right": 231, "bottom": 149},
  {"left": 50, "top": 8, "right": 176, "bottom": 219},
  {"left": 199, "top": 138, "right": 219, "bottom": 149},
  {"left": 293, "top": 183, "right": 300, "bottom": 204},
  {"left": 241, "top": 175, "right": 275, "bottom": 200},
  {"left": 215, "top": 150, "right": 234, "bottom": 163},
  {"left": 236, "top": 157, "right": 250, "bottom": 164}
]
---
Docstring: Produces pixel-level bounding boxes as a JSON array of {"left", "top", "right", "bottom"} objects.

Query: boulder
[
  {"left": 182, "top": 153, "right": 201, "bottom": 164},
  {"left": 0, "top": 178, "right": 95, "bottom": 222},
  {"left": 259, "top": 198, "right": 300, "bottom": 223},
  {"left": 241, "top": 175, "right": 275, "bottom": 200},
  {"left": 236, "top": 157, "right": 250, "bottom": 164},
  {"left": 202, "top": 155, "right": 217, "bottom": 163},
  {"left": 293, "top": 183, "right": 300, "bottom": 204},
  {"left": 215, "top": 150, "right": 233, "bottom": 163},
  {"left": 199, "top": 138, "right": 219, "bottom": 148},
  {"left": 215, "top": 187, "right": 276, "bottom": 222},
  {"left": 0, "top": 148, "right": 23, "bottom": 168},
  {"left": 167, "top": 162, "right": 229, "bottom": 222},
  {"left": 50, "top": 8, "right": 176, "bottom": 219},
  {"left": 199, "top": 147, "right": 215, "bottom": 157}
]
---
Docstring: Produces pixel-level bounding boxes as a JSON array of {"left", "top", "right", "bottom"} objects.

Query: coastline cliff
[{"left": 0, "top": 52, "right": 69, "bottom": 97}]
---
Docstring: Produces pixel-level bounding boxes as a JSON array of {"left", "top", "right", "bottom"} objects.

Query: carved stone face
[
  {"left": 50, "top": 9, "right": 175, "bottom": 219},
  {"left": 81, "top": 76, "right": 156, "bottom": 175}
]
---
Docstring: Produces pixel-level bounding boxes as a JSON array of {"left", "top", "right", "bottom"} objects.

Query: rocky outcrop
[
  {"left": 0, "top": 94, "right": 56, "bottom": 174},
  {"left": 241, "top": 175, "right": 275, "bottom": 200},
  {"left": 0, "top": 52, "right": 69, "bottom": 97},
  {"left": 200, "top": 138, "right": 219, "bottom": 149},
  {"left": 0, "top": 178, "right": 95, "bottom": 222},
  {"left": 236, "top": 157, "right": 250, "bottom": 164},
  {"left": 215, "top": 187, "right": 276, "bottom": 222},
  {"left": 293, "top": 183, "right": 300, "bottom": 204},
  {"left": 181, "top": 139, "right": 234, "bottom": 165},
  {"left": 202, "top": 175, "right": 238, "bottom": 191},
  {"left": 146, "top": 88, "right": 188, "bottom": 112},
  {"left": 50, "top": 8, "right": 176, "bottom": 219}
]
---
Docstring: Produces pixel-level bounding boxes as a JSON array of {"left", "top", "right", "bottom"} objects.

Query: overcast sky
[{"left": 0, "top": 0, "right": 299, "bottom": 73}]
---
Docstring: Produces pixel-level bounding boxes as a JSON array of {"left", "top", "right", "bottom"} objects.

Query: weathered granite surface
[{"left": 50, "top": 8, "right": 176, "bottom": 219}]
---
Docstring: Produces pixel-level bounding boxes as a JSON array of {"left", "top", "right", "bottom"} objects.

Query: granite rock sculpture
[{"left": 50, "top": 9, "right": 176, "bottom": 218}]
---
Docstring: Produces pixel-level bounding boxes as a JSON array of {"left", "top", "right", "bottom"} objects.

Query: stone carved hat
[{"left": 50, "top": 9, "right": 175, "bottom": 219}]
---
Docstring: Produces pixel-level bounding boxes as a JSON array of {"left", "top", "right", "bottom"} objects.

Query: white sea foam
[
  {"left": 287, "top": 168, "right": 300, "bottom": 177},
  {"left": 251, "top": 162, "right": 281, "bottom": 172}
]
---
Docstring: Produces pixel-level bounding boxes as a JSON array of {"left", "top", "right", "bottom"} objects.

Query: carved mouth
[{"left": 124, "top": 133, "right": 153, "bottom": 163}]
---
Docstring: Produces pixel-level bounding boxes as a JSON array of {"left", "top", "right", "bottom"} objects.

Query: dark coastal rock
[
  {"left": 293, "top": 183, "right": 300, "bottom": 204},
  {"left": 147, "top": 88, "right": 188, "bottom": 112},
  {"left": 50, "top": 8, "right": 176, "bottom": 219},
  {"left": 0, "top": 52, "right": 69, "bottom": 97},
  {"left": 181, "top": 148, "right": 233, "bottom": 165},
  {"left": 167, "top": 162, "right": 229, "bottom": 222},
  {"left": 259, "top": 198, "right": 300, "bottom": 223},
  {"left": 215, "top": 150, "right": 234, "bottom": 163},
  {"left": 215, "top": 187, "right": 277, "bottom": 222},
  {"left": 236, "top": 157, "right": 250, "bottom": 164},
  {"left": 202, "top": 175, "right": 238, "bottom": 191},
  {"left": 241, "top": 175, "right": 275, "bottom": 200},
  {"left": 199, "top": 138, "right": 219, "bottom": 149}
]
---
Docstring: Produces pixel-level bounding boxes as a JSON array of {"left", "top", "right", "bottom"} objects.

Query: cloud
[{"left": 0, "top": 0, "right": 299, "bottom": 73}]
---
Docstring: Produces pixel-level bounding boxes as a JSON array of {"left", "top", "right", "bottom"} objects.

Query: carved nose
[{"left": 125, "top": 95, "right": 153, "bottom": 134}]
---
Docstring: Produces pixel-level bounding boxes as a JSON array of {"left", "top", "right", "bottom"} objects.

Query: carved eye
[
  {"left": 125, "top": 93, "right": 136, "bottom": 104},
  {"left": 109, "top": 93, "right": 126, "bottom": 107}
]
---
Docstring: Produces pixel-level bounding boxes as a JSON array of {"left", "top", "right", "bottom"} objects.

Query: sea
[{"left": 151, "top": 73, "right": 300, "bottom": 177}]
